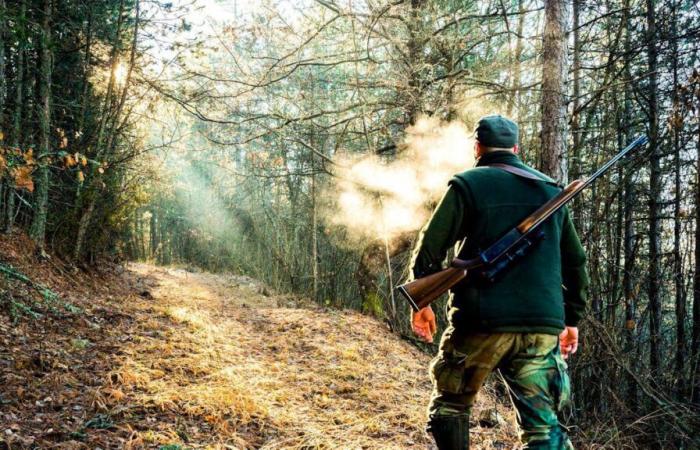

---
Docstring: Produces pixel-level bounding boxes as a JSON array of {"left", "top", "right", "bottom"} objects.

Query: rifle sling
[
  {"left": 451, "top": 258, "right": 482, "bottom": 269},
  {"left": 487, "top": 163, "right": 560, "bottom": 187}
]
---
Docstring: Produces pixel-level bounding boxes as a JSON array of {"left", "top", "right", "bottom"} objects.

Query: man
[{"left": 409, "top": 115, "right": 589, "bottom": 450}]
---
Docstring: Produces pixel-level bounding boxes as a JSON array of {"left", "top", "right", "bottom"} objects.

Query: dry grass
[
  {"left": 103, "top": 263, "right": 520, "bottom": 449},
  {"left": 0, "top": 244, "right": 520, "bottom": 449}
]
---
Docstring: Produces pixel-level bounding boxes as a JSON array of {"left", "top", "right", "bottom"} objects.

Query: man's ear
[{"left": 513, "top": 144, "right": 519, "bottom": 154}]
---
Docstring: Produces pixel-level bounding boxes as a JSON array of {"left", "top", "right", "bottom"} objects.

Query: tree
[
  {"left": 540, "top": 0, "right": 568, "bottom": 182},
  {"left": 645, "top": 0, "right": 662, "bottom": 374},
  {"left": 29, "top": 0, "right": 52, "bottom": 253}
]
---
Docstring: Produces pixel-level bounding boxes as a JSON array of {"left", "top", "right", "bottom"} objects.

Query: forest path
[{"left": 115, "top": 263, "right": 435, "bottom": 449}]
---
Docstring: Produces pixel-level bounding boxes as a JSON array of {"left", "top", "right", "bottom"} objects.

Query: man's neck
[{"left": 476, "top": 150, "right": 520, "bottom": 166}]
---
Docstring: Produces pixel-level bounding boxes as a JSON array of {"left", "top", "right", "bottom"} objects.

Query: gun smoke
[{"left": 330, "top": 116, "right": 476, "bottom": 241}]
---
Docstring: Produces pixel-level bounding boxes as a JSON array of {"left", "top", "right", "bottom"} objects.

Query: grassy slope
[{"left": 0, "top": 234, "right": 519, "bottom": 449}]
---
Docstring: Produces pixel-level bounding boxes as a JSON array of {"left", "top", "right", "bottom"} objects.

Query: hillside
[{"left": 0, "top": 235, "right": 519, "bottom": 449}]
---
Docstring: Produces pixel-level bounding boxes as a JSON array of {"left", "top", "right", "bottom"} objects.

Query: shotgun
[{"left": 397, "top": 135, "right": 649, "bottom": 312}]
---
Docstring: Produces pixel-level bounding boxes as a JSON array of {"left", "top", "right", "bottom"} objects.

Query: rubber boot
[{"left": 427, "top": 415, "right": 469, "bottom": 450}]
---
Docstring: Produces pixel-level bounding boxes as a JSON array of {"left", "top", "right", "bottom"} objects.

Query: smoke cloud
[{"left": 330, "top": 116, "right": 476, "bottom": 241}]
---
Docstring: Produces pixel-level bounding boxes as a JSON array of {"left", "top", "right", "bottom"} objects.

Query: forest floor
[{"left": 0, "top": 234, "right": 519, "bottom": 449}]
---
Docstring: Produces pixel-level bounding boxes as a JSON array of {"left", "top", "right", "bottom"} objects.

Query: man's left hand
[
  {"left": 412, "top": 306, "right": 437, "bottom": 343},
  {"left": 559, "top": 326, "right": 579, "bottom": 359}
]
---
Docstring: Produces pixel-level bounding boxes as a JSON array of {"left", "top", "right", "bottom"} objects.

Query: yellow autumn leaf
[
  {"left": 0, "top": 131, "right": 4, "bottom": 141},
  {"left": 81, "top": 156, "right": 87, "bottom": 167},
  {"left": 77, "top": 170, "right": 85, "bottom": 183},
  {"left": 65, "top": 154, "right": 77, "bottom": 167}
]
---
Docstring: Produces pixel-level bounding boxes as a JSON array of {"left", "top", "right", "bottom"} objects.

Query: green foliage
[
  {"left": 0, "top": 263, "right": 79, "bottom": 317},
  {"left": 159, "top": 444, "right": 184, "bottom": 450},
  {"left": 362, "top": 291, "right": 385, "bottom": 319},
  {"left": 83, "top": 414, "right": 115, "bottom": 430}
]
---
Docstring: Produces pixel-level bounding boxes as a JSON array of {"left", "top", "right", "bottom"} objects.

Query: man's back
[{"left": 447, "top": 150, "right": 587, "bottom": 335}]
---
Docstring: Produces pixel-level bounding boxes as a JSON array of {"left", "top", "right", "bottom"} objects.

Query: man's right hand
[
  {"left": 559, "top": 326, "right": 579, "bottom": 359},
  {"left": 412, "top": 306, "right": 437, "bottom": 343}
]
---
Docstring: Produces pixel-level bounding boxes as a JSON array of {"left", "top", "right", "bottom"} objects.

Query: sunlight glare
[{"left": 114, "top": 62, "right": 128, "bottom": 86}]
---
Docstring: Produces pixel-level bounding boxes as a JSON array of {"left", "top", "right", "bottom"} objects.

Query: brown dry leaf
[
  {"left": 0, "top": 155, "right": 6, "bottom": 173},
  {"left": 105, "top": 387, "right": 126, "bottom": 402},
  {"left": 12, "top": 166, "right": 34, "bottom": 192},
  {"left": 60, "top": 137, "right": 68, "bottom": 149},
  {"left": 23, "top": 149, "right": 34, "bottom": 164}
]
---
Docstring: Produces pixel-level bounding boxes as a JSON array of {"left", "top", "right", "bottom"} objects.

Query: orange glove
[
  {"left": 559, "top": 326, "right": 579, "bottom": 359},
  {"left": 412, "top": 306, "right": 437, "bottom": 343}
]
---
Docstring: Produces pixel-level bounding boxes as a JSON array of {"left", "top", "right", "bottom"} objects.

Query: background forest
[{"left": 1, "top": 0, "right": 699, "bottom": 448}]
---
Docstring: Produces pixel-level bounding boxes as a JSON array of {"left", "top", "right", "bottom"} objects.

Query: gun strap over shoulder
[{"left": 487, "top": 163, "right": 560, "bottom": 187}]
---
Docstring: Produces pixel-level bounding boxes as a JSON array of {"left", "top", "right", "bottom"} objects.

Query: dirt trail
[
  {"left": 1, "top": 259, "right": 518, "bottom": 449},
  {"left": 118, "top": 263, "right": 433, "bottom": 449}
]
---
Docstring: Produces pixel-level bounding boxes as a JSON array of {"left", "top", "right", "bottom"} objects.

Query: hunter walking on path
[{"left": 409, "top": 115, "right": 590, "bottom": 449}]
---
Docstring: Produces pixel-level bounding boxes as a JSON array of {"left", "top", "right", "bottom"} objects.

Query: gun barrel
[{"left": 585, "top": 135, "right": 648, "bottom": 187}]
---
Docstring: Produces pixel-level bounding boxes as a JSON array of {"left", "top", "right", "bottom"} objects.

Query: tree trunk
[
  {"left": 311, "top": 153, "right": 318, "bottom": 302},
  {"left": 5, "top": 0, "right": 27, "bottom": 234},
  {"left": 540, "top": 0, "right": 568, "bottom": 182},
  {"left": 507, "top": 0, "right": 525, "bottom": 118},
  {"left": 622, "top": 0, "right": 638, "bottom": 406},
  {"left": 693, "top": 90, "right": 700, "bottom": 405},
  {"left": 645, "top": 0, "right": 662, "bottom": 375},
  {"left": 0, "top": 0, "right": 6, "bottom": 229},
  {"left": 404, "top": 0, "right": 425, "bottom": 126},
  {"left": 29, "top": 0, "right": 52, "bottom": 252},
  {"left": 571, "top": 0, "right": 581, "bottom": 178},
  {"left": 670, "top": 2, "right": 686, "bottom": 392},
  {"left": 149, "top": 210, "right": 157, "bottom": 259},
  {"left": 0, "top": 0, "right": 6, "bottom": 130},
  {"left": 78, "top": 7, "right": 92, "bottom": 137}
]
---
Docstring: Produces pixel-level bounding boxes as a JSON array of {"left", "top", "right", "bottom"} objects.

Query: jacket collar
[{"left": 475, "top": 150, "right": 522, "bottom": 167}]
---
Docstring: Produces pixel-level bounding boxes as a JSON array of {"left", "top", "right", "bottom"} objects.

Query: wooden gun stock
[
  {"left": 398, "top": 259, "right": 481, "bottom": 312},
  {"left": 398, "top": 267, "right": 467, "bottom": 312}
]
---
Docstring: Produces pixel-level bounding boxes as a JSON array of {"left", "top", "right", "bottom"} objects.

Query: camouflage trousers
[{"left": 428, "top": 327, "right": 573, "bottom": 449}]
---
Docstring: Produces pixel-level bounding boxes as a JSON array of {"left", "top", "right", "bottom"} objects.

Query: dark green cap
[{"left": 474, "top": 115, "right": 519, "bottom": 148}]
